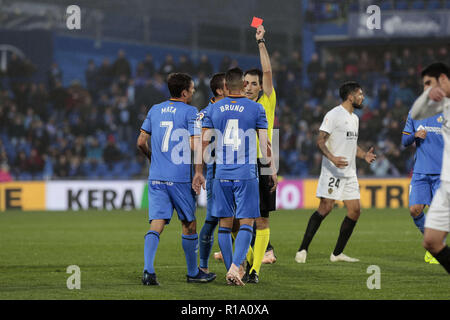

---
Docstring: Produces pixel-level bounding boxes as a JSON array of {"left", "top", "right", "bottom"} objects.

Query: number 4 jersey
[
  {"left": 140, "top": 99, "right": 198, "bottom": 182},
  {"left": 201, "top": 95, "right": 268, "bottom": 180}
]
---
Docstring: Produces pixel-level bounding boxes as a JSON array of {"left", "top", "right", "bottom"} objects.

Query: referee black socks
[{"left": 299, "top": 211, "right": 324, "bottom": 252}]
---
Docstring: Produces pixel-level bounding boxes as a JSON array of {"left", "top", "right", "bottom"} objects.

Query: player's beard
[{"left": 352, "top": 100, "right": 363, "bottom": 109}]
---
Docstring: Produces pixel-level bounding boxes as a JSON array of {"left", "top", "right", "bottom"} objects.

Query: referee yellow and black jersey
[{"left": 257, "top": 88, "right": 276, "bottom": 158}]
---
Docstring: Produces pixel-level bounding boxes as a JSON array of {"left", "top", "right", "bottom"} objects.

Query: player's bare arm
[
  {"left": 192, "top": 128, "right": 210, "bottom": 194},
  {"left": 316, "top": 130, "right": 348, "bottom": 168},
  {"left": 137, "top": 130, "right": 151, "bottom": 161},
  {"left": 357, "top": 146, "right": 376, "bottom": 164},
  {"left": 257, "top": 128, "right": 277, "bottom": 192},
  {"left": 411, "top": 88, "right": 444, "bottom": 120},
  {"left": 256, "top": 25, "right": 273, "bottom": 97}
]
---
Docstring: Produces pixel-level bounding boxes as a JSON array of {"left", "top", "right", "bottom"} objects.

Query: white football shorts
[
  {"left": 425, "top": 181, "right": 450, "bottom": 233},
  {"left": 316, "top": 171, "right": 360, "bottom": 201}
]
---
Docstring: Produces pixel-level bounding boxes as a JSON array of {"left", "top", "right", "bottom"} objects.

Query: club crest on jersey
[
  {"left": 437, "top": 115, "right": 444, "bottom": 123},
  {"left": 328, "top": 188, "right": 333, "bottom": 194},
  {"left": 196, "top": 112, "right": 204, "bottom": 121}
]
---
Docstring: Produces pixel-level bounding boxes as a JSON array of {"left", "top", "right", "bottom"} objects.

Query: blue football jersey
[
  {"left": 141, "top": 99, "right": 198, "bottom": 182},
  {"left": 402, "top": 112, "right": 444, "bottom": 174},
  {"left": 202, "top": 95, "right": 268, "bottom": 180}
]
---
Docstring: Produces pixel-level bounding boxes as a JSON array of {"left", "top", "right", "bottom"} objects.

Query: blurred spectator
[
  {"left": 219, "top": 56, "right": 232, "bottom": 73},
  {"left": 159, "top": 54, "right": 177, "bottom": 76},
  {"left": 197, "top": 54, "right": 214, "bottom": 76},
  {"left": 97, "top": 58, "right": 114, "bottom": 91},
  {"left": 142, "top": 53, "right": 156, "bottom": 77},
  {"left": 112, "top": 49, "right": 131, "bottom": 80},
  {"left": 178, "top": 54, "right": 195, "bottom": 75},
  {"left": 306, "top": 53, "right": 322, "bottom": 83},
  {"left": 28, "top": 148, "right": 44, "bottom": 176},
  {"left": 47, "top": 62, "right": 63, "bottom": 91},
  {"left": 54, "top": 154, "right": 70, "bottom": 178},
  {"left": 0, "top": 163, "right": 13, "bottom": 182},
  {"left": 85, "top": 59, "right": 98, "bottom": 95},
  {"left": 103, "top": 135, "right": 122, "bottom": 167}
]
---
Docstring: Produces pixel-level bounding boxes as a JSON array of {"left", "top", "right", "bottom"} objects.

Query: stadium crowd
[{"left": 0, "top": 43, "right": 449, "bottom": 181}]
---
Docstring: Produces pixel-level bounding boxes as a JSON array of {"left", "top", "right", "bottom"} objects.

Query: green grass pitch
[{"left": 0, "top": 208, "right": 448, "bottom": 300}]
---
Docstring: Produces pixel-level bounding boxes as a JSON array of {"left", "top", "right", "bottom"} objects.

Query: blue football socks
[
  {"left": 182, "top": 233, "right": 199, "bottom": 278},
  {"left": 232, "top": 224, "right": 254, "bottom": 267},
  {"left": 144, "top": 230, "right": 160, "bottom": 274},
  {"left": 413, "top": 212, "right": 425, "bottom": 234},
  {"left": 199, "top": 220, "right": 218, "bottom": 269},
  {"left": 218, "top": 227, "right": 233, "bottom": 270}
]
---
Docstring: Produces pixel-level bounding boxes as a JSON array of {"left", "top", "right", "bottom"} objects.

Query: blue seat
[
  {"left": 18, "top": 172, "right": 32, "bottom": 181},
  {"left": 411, "top": 0, "right": 425, "bottom": 9},
  {"left": 380, "top": 1, "right": 394, "bottom": 10},
  {"left": 395, "top": 0, "right": 409, "bottom": 9},
  {"left": 427, "top": 0, "right": 441, "bottom": 9}
]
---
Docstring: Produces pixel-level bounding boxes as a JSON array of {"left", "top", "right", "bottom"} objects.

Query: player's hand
[
  {"left": 269, "top": 173, "right": 278, "bottom": 193},
  {"left": 414, "top": 129, "right": 427, "bottom": 140},
  {"left": 332, "top": 156, "right": 348, "bottom": 168},
  {"left": 429, "top": 87, "right": 446, "bottom": 102},
  {"left": 364, "top": 147, "right": 376, "bottom": 164},
  {"left": 192, "top": 173, "right": 206, "bottom": 195},
  {"left": 256, "top": 25, "right": 265, "bottom": 40}
]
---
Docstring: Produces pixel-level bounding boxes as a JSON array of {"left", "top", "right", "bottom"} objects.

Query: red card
[{"left": 251, "top": 17, "right": 263, "bottom": 28}]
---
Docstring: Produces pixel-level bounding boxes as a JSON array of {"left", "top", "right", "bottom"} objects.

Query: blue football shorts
[
  {"left": 148, "top": 180, "right": 196, "bottom": 224},
  {"left": 409, "top": 173, "right": 441, "bottom": 206},
  {"left": 212, "top": 178, "right": 260, "bottom": 219}
]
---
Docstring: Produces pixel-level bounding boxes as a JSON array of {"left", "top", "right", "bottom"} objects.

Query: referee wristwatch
[{"left": 257, "top": 38, "right": 265, "bottom": 45}]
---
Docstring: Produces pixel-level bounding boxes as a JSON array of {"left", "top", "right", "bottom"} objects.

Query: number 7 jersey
[
  {"left": 202, "top": 95, "right": 268, "bottom": 180},
  {"left": 140, "top": 99, "right": 198, "bottom": 182}
]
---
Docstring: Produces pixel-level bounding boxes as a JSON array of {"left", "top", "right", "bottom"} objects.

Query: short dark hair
[
  {"left": 210, "top": 72, "right": 226, "bottom": 97},
  {"left": 167, "top": 73, "right": 192, "bottom": 98},
  {"left": 339, "top": 81, "right": 362, "bottom": 101},
  {"left": 225, "top": 67, "right": 244, "bottom": 90},
  {"left": 244, "top": 68, "right": 263, "bottom": 86},
  {"left": 421, "top": 62, "right": 450, "bottom": 80}
]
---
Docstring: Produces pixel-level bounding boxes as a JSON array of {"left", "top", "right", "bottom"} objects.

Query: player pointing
[{"left": 295, "top": 81, "right": 376, "bottom": 263}]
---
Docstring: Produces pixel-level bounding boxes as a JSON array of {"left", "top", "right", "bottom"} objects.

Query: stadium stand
[{"left": 1, "top": 0, "right": 449, "bottom": 181}]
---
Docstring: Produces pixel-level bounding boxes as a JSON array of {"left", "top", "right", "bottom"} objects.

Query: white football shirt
[
  {"left": 411, "top": 88, "right": 450, "bottom": 183},
  {"left": 319, "top": 105, "right": 359, "bottom": 178}
]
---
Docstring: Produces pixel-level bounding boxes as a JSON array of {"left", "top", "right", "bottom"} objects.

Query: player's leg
[
  {"left": 218, "top": 217, "right": 234, "bottom": 271},
  {"left": 171, "top": 182, "right": 216, "bottom": 283},
  {"left": 295, "top": 197, "right": 334, "bottom": 263},
  {"left": 330, "top": 198, "right": 360, "bottom": 262},
  {"left": 422, "top": 183, "right": 450, "bottom": 273},
  {"left": 180, "top": 219, "right": 200, "bottom": 279},
  {"left": 213, "top": 179, "right": 235, "bottom": 271},
  {"left": 330, "top": 176, "right": 361, "bottom": 262},
  {"left": 258, "top": 165, "right": 277, "bottom": 264},
  {"left": 423, "top": 228, "right": 449, "bottom": 273},
  {"left": 199, "top": 177, "right": 218, "bottom": 272},
  {"left": 250, "top": 216, "right": 270, "bottom": 276},
  {"left": 231, "top": 179, "right": 262, "bottom": 284},
  {"left": 409, "top": 173, "right": 432, "bottom": 234},
  {"left": 143, "top": 181, "right": 172, "bottom": 285}
]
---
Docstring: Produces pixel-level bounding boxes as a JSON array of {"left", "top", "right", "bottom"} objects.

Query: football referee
[{"left": 243, "top": 24, "right": 278, "bottom": 283}]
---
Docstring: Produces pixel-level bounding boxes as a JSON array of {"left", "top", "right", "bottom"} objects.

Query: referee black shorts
[{"left": 257, "top": 160, "right": 276, "bottom": 217}]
